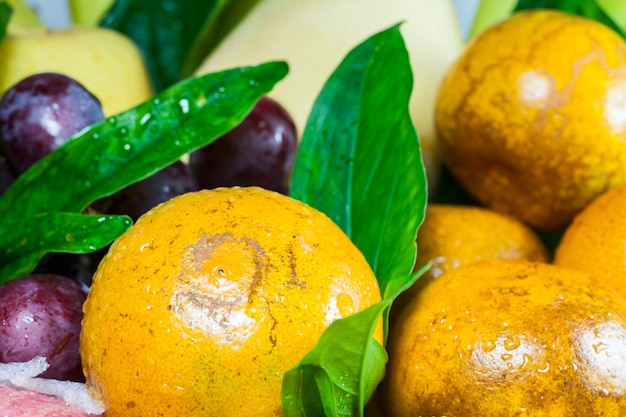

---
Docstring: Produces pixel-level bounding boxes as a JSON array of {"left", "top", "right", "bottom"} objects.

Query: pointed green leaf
[
  {"left": 0, "top": 61, "right": 288, "bottom": 220},
  {"left": 281, "top": 266, "right": 424, "bottom": 417},
  {"left": 0, "top": 61, "right": 288, "bottom": 283},
  {"left": 284, "top": 24, "right": 429, "bottom": 417},
  {"left": 289, "top": 24, "right": 425, "bottom": 298},
  {"left": 282, "top": 301, "right": 389, "bottom": 417},
  {"left": 599, "top": 0, "right": 626, "bottom": 34},
  {"left": 0, "top": 213, "right": 131, "bottom": 283}
]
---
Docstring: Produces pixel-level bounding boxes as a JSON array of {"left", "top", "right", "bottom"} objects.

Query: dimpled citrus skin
[
  {"left": 435, "top": 9, "right": 626, "bottom": 231},
  {"left": 382, "top": 260, "right": 626, "bottom": 417},
  {"left": 392, "top": 204, "right": 549, "bottom": 321},
  {"left": 80, "top": 187, "right": 381, "bottom": 417},
  {"left": 554, "top": 184, "right": 626, "bottom": 301}
]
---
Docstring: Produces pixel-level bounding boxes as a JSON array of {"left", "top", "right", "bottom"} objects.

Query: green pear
[
  {"left": 195, "top": 0, "right": 464, "bottom": 191},
  {"left": 4, "top": 0, "right": 43, "bottom": 33},
  {"left": 0, "top": 25, "right": 154, "bottom": 116},
  {"left": 69, "top": 0, "right": 114, "bottom": 26}
]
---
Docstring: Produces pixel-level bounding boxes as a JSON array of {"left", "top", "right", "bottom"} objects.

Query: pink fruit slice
[{"left": 0, "top": 384, "right": 89, "bottom": 417}]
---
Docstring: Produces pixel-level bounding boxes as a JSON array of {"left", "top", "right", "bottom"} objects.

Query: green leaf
[
  {"left": 514, "top": 0, "right": 626, "bottom": 38},
  {"left": 100, "top": 0, "right": 223, "bottom": 92},
  {"left": 0, "top": 61, "right": 288, "bottom": 282},
  {"left": 290, "top": 24, "right": 426, "bottom": 299},
  {"left": 282, "top": 300, "right": 389, "bottom": 417},
  {"left": 284, "top": 24, "right": 428, "bottom": 416},
  {"left": 0, "top": 61, "right": 287, "bottom": 219},
  {"left": 0, "top": 213, "right": 131, "bottom": 284},
  {"left": 281, "top": 267, "right": 424, "bottom": 417},
  {"left": 384, "top": 265, "right": 428, "bottom": 307},
  {"left": 180, "top": 0, "right": 260, "bottom": 79},
  {"left": 599, "top": 0, "right": 626, "bottom": 35},
  {"left": 0, "top": 2, "right": 11, "bottom": 42},
  {"left": 100, "top": 0, "right": 239, "bottom": 92}
]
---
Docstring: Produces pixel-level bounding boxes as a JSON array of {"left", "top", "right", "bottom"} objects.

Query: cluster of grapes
[{"left": 0, "top": 72, "right": 298, "bottom": 381}]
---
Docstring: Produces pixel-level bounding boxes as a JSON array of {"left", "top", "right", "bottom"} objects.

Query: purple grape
[
  {"left": 99, "top": 160, "right": 199, "bottom": 221},
  {"left": 0, "top": 72, "right": 105, "bottom": 174},
  {"left": 0, "top": 274, "right": 87, "bottom": 382},
  {"left": 189, "top": 96, "right": 298, "bottom": 194},
  {"left": 34, "top": 250, "right": 104, "bottom": 287}
]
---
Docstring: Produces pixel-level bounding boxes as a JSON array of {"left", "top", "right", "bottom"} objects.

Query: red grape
[
  {"left": 0, "top": 274, "right": 87, "bottom": 382},
  {"left": 189, "top": 96, "right": 298, "bottom": 194},
  {"left": 0, "top": 72, "right": 104, "bottom": 174},
  {"left": 99, "top": 160, "right": 199, "bottom": 221}
]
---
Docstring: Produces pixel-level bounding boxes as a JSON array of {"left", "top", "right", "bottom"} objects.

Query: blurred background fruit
[
  {"left": 22, "top": 0, "right": 483, "bottom": 37},
  {"left": 553, "top": 184, "right": 626, "bottom": 301},
  {"left": 391, "top": 203, "right": 549, "bottom": 321},
  {"left": 17, "top": 0, "right": 72, "bottom": 29},
  {"left": 435, "top": 9, "right": 626, "bottom": 231},
  {"left": 195, "top": 0, "right": 464, "bottom": 194},
  {"left": 189, "top": 96, "right": 298, "bottom": 195},
  {"left": 0, "top": 274, "right": 87, "bottom": 382},
  {"left": 3, "top": 0, "right": 42, "bottom": 34},
  {"left": 0, "top": 25, "right": 153, "bottom": 116},
  {"left": 0, "top": 72, "right": 104, "bottom": 174},
  {"left": 68, "top": 0, "right": 113, "bottom": 26},
  {"left": 81, "top": 187, "right": 382, "bottom": 417},
  {"left": 383, "top": 259, "right": 626, "bottom": 416}
]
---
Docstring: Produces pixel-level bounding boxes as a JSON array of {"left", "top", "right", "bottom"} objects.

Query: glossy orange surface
[
  {"left": 435, "top": 10, "right": 626, "bottom": 231},
  {"left": 554, "top": 183, "right": 626, "bottom": 301},
  {"left": 383, "top": 260, "right": 626, "bottom": 416},
  {"left": 80, "top": 187, "right": 381, "bottom": 416},
  {"left": 392, "top": 204, "right": 549, "bottom": 322}
]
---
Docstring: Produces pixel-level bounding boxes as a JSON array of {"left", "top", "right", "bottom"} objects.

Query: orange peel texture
[
  {"left": 383, "top": 259, "right": 626, "bottom": 416},
  {"left": 435, "top": 10, "right": 626, "bottom": 231},
  {"left": 80, "top": 187, "right": 381, "bottom": 416}
]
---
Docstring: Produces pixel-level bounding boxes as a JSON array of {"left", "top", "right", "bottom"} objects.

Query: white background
[{"left": 24, "top": 0, "right": 72, "bottom": 28}]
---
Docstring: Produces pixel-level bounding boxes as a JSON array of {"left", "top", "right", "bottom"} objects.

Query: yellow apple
[
  {"left": 195, "top": 0, "right": 464, "bottom": 192},
  {"left": 0, "top": 26, "right": 153, "bottom": 116}
]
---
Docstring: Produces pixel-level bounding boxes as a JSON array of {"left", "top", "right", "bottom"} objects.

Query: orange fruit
[
  {"left": 392, "top": 204, "right": 549, "bottom": 321},
  {"left": 382, "top": 260, "right": 626, "bottom": 416},
  {"left": 418, "top": 204, "right": 548, "bottom": 286},
  {"left": 80, "top": 187, "right": 382, "bottom": 416},
  {"left": 554, "top": 184, "right": 626, "bottom": 301},
  {"left": 434, "top": 9, "right": 626, "bottom": 231}
]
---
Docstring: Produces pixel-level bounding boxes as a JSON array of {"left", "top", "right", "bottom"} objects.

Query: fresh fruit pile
[
  {"left": 0, "top": 1, "right": 625, "bottom": 416},
  {"left": 384, "top": 260, "right": 626, "bottom": 416},
  {"left": 381, "top": 5, "right": 626, "bottom": 416}
]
